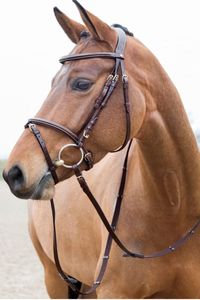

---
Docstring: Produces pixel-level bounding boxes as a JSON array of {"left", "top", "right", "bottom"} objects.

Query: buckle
[
  {"left": 28, "top": 123, "right": 36, "bottom": 132},
  {"left": 83, "top": 130, "right": 89, "bottom": 139},
  {"left": 122, "top": 74, "right": 128, "bottom": 83}
]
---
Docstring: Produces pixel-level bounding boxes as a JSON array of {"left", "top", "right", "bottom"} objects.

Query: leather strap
[
  {"left": 27, "top": 118, "right": 79, "bottom": 144},
  {"left": 27, "top": 122, "right": 87, "bottom": 294},
  {"left": 25, "top": 118, "right": 93, "bottom": 170},
  {"left": 77, "top": 28, "right": 131, "bottom": 151},
  {"left": 78, "top": 74, "right": 119, "bottom": 146},
  {"left": 27, "top": 120, "right": 134, "bottom": 295},
  {"left": 27, "top": 123, "right": 58, "bottom": 183},
  {"left": 73, "top": 142, "right": 143, "bottom": 259},
  {"left": 74, "top": 162, "right": 200, "bottom": 259},
  {"left": 124, "top": 218, "right": 200, "bottom": 259},
  {"left": 59, "top": 52, "right": 124, "bottom": 64}
]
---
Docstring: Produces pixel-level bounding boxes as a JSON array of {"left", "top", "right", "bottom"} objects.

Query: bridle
[
  {"left": 26, "top": 28, "right": 130, "bottom": 172},
  {"left": 25, "top": 27, "right": 200, "bottom": 295}
]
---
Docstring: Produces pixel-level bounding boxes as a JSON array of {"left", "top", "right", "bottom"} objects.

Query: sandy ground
[{"left": 0, "top": 181, "right": 48, "bottom": 299}]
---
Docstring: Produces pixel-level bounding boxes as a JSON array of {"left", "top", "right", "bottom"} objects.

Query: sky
[{"left": 0, "top": 0, "right": 200, "bottom": 158}]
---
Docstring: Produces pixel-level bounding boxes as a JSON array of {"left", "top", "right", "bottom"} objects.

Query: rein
[{"left": 25, "top": 28, "right": 200, "bottom": 295}]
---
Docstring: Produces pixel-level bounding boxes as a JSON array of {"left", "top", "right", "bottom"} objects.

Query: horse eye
[{"left": 71, "top": 78, "right": 92, "bottom": 91}]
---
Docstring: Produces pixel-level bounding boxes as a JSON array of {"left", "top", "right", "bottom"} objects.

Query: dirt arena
[{"left": 0, "top": 181, "right": 48, "bottom": 299}]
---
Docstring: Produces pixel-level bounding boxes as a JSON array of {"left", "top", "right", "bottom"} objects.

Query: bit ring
[{"left": 58, "top": 144, "right": 84, "bottom": 169}]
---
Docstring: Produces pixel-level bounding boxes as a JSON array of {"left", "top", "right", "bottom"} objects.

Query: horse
[{"left": 3, "top": 0, "right": 200, "bottom": 298}]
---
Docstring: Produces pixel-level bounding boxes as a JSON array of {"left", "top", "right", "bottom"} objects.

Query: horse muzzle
[{"left": 3, "top": 165, "right": 54, "bottom": 200}]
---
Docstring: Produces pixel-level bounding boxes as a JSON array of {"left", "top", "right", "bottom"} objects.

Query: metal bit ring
[{"left": 58, "top": 144, "right": 84, "bottom": 169}]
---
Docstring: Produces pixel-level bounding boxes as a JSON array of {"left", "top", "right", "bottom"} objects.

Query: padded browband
[
  {"left": 59, "top": 27, "right": 126, "bottom": 64},
  {"left": 59, "top": 52, "right": 124, "bottom": 64}
]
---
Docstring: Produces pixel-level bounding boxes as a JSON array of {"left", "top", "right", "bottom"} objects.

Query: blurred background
[{"left": 0, "top": 0, "right": 200, "bottom": 298}]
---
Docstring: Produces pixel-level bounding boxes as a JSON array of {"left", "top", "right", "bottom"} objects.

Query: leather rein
[{"left": 24, "top": 28, "right": 200, "bottom": 295}]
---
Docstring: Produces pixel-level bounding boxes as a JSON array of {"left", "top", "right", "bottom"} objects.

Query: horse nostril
[{"left": 6, "top": 165, "right": 25, "bottom": 191}]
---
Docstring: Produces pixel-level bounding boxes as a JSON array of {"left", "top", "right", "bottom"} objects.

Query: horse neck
[{"left": 129, "top": 43, "right": 200, "bottom": 218}]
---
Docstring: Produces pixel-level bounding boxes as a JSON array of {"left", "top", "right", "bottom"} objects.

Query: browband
[{"left": 59, "top": 52, "right": 124, "bottom": 64}]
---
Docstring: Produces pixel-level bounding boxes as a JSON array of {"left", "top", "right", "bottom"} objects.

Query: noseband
[{"left": 25, "top": 27, "right": 200, "bottom": 295}]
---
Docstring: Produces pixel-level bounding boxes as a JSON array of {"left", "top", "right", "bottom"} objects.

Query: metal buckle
[
  {"left": 83, "top": 130, "right": 89, "bottom": 139},
  {"left": 58, "top": 144, "right": 84, "bottom": 169},
  {"left": 107, "top": 74, "right": 114, "bottom": 81},
  {"left": 103, "top": 255, "right": 109, "bottom": 259},
  {"left": 169, "top": 246, "right": 175, "bottom": 251},
  {"left": 84, "top": 152, "right": 91, "bottom": 159},
  {"left": 122, "top": 74, "right": 128, "bottom": 82},
  {"left": 113, "top": 74, "right": 119, "bottom": 82},
  {"left": 28, "top": 123, "right": 36, "bottom": 132}
]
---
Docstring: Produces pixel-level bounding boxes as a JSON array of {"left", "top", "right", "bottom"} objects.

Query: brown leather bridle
[
  {"left": 26, "top": 28, "right": 130, "bottom": 171},
  {"left": 24, "top": 27, "right": 200, "bottom": 296}
]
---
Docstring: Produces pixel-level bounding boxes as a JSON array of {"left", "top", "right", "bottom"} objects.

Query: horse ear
[
  {"left": 54, "top": 7, "right": 86, "bottom": 44},
  {"left": 72, "top": 0, "right": 117, "bottom": 49}
]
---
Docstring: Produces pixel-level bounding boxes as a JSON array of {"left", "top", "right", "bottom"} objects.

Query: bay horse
[{"left": 3, "top": 0, "right": 200, "bottom": 298}]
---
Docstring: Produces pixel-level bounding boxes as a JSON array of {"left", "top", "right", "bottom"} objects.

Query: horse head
[{"left": 3, "top": 1, "right": 146, "bottom": 200}]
